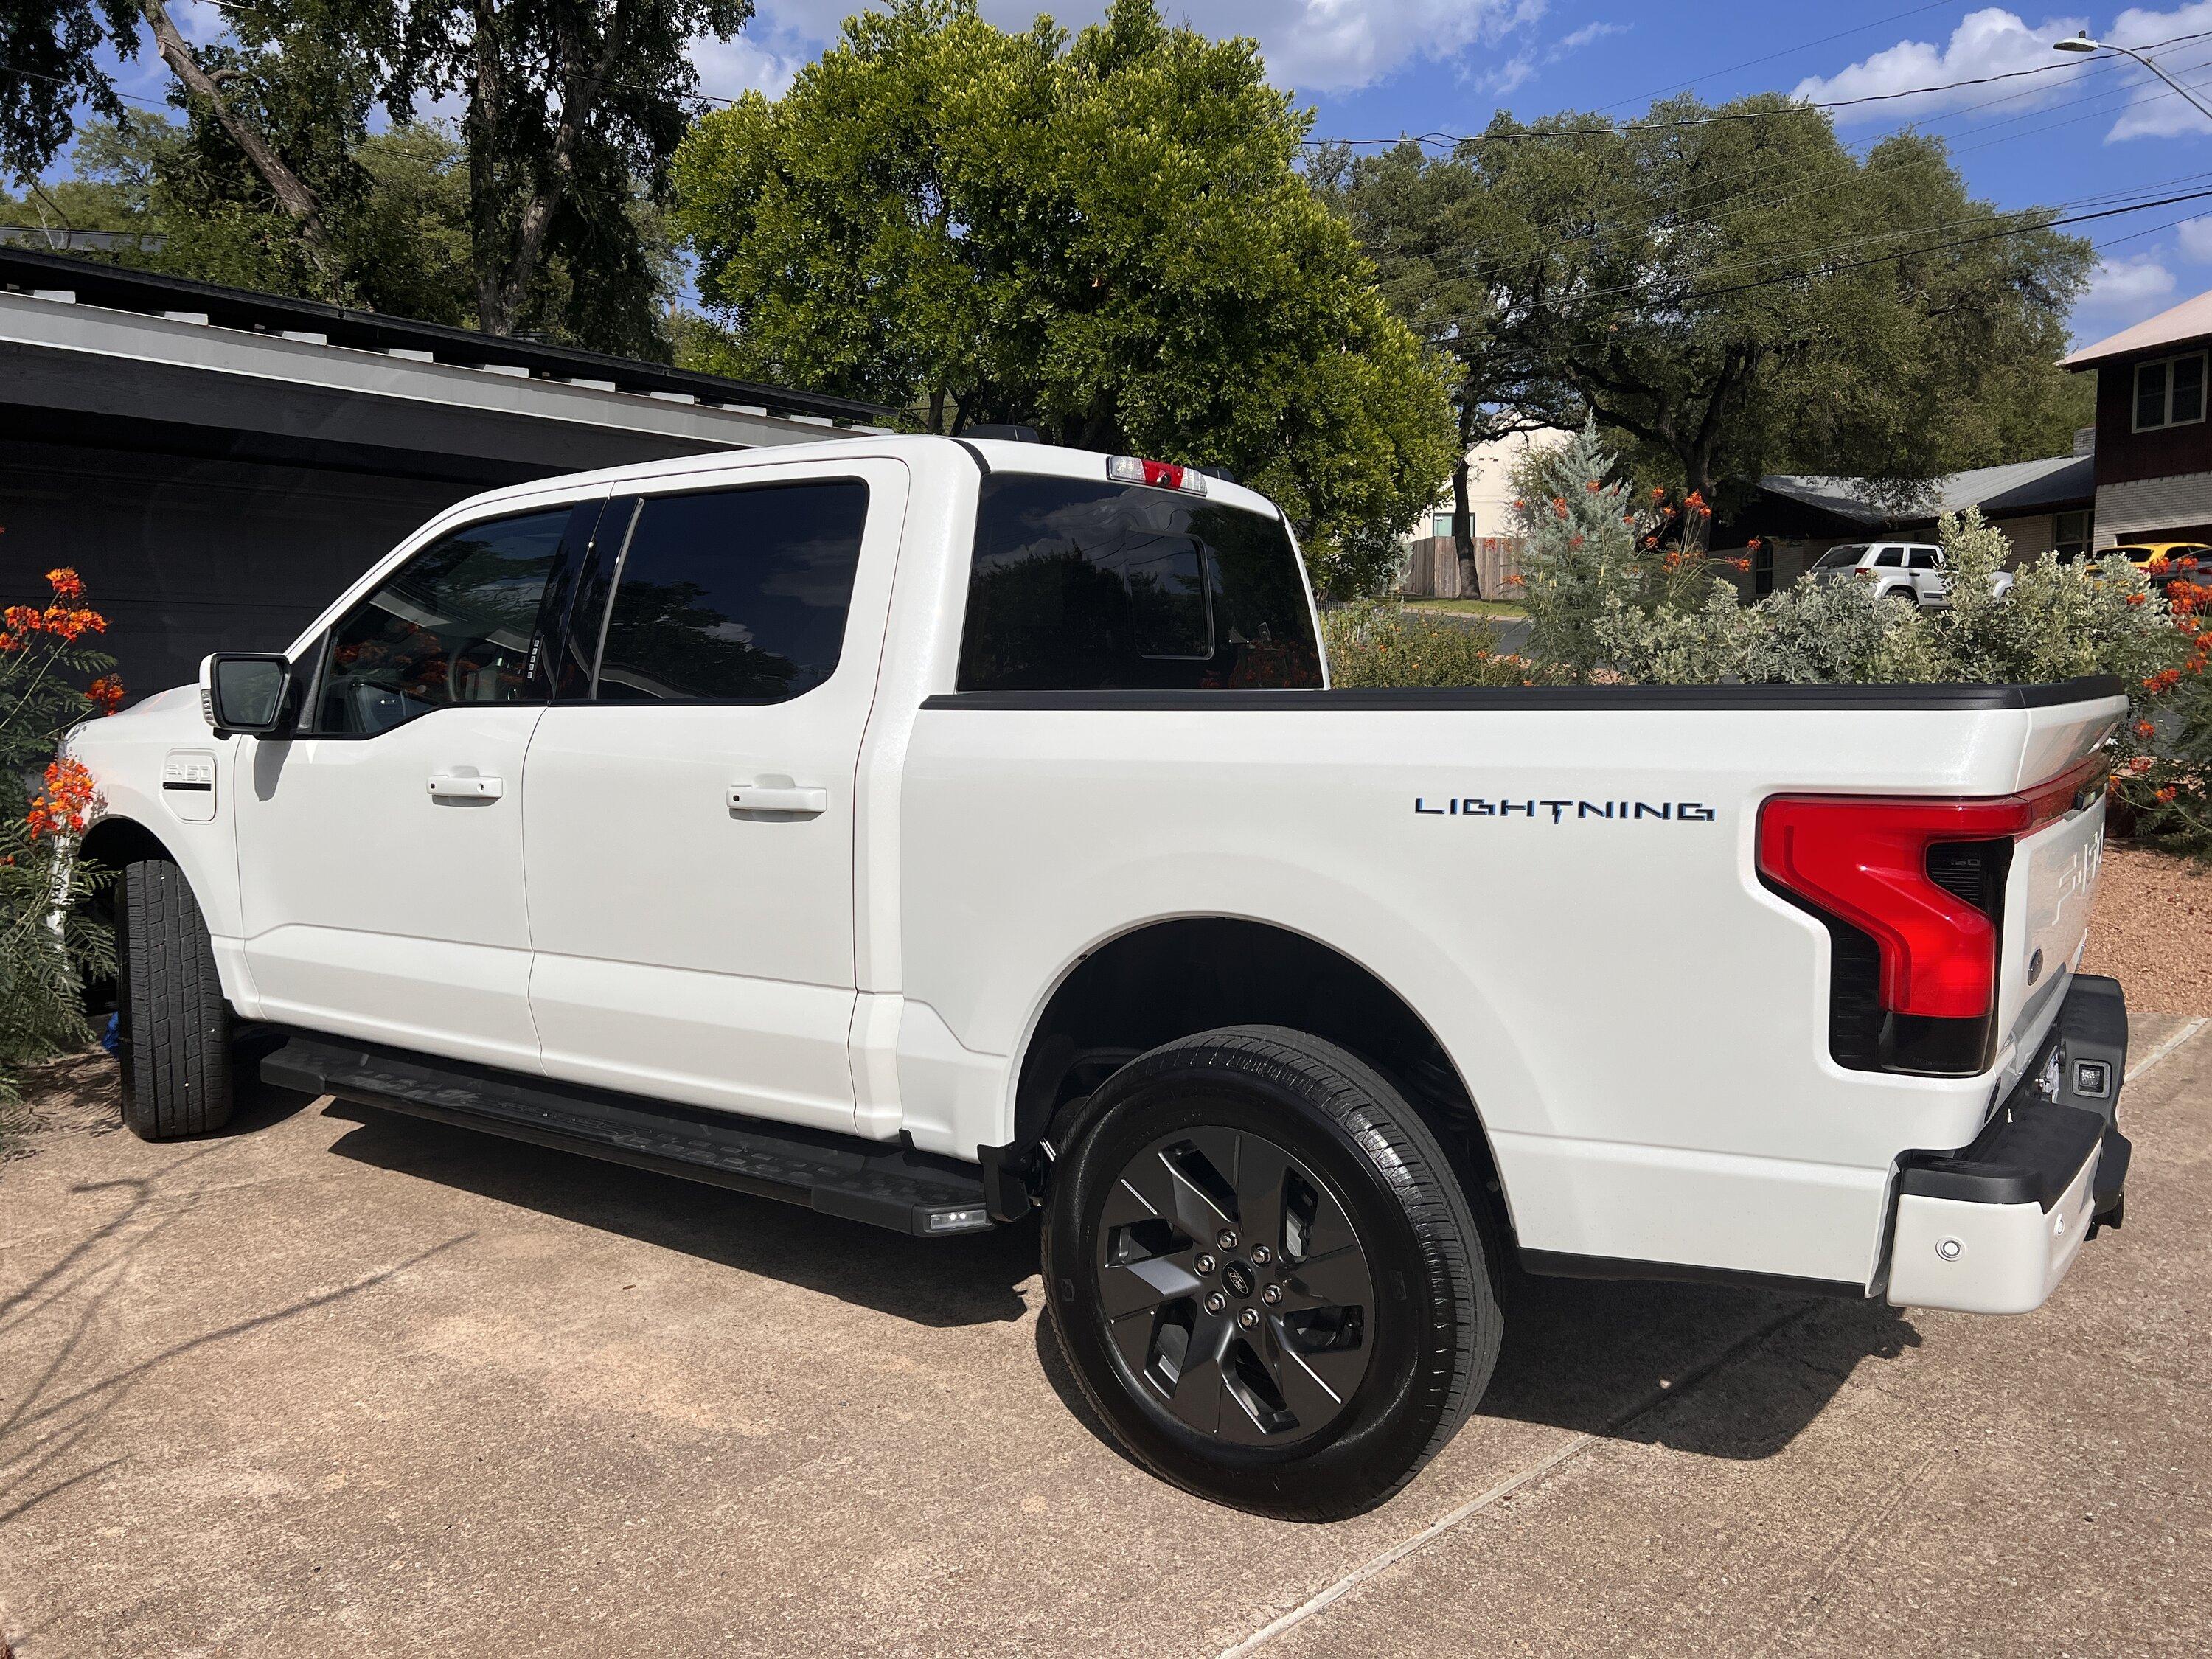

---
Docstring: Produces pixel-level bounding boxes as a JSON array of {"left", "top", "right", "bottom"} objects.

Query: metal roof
[
  {"left": 0, "top": 243, "right": 894, "bottom": 426},
  {"left": 2063, "top": 286, "right": 2212, "bottom": 369},
  {"left": 1758, "top": 452, "right": 2095, "bottom": 526}
]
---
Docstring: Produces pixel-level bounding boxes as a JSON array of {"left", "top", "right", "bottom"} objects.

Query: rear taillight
[{"left": 1758, "top": 756, "right": 2104, "bottom": 1074}]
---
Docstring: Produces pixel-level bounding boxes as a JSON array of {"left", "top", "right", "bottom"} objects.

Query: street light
[{"left": 2055, "top": 30, "right": 2212, "bottom": 124}]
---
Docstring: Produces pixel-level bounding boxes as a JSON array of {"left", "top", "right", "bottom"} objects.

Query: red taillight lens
[{"left": 1757, "top": 756, "right": 2104, "bottom": 1022}]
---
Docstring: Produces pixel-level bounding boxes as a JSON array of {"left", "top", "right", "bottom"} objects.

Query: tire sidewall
[{"left": 1044, "top": 1035, "right": 1480, "bottom": 1517}]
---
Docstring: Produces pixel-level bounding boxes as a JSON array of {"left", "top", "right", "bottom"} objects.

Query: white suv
[{"left": 1809, "top": 541, "right": 2015, "bottom": 608}]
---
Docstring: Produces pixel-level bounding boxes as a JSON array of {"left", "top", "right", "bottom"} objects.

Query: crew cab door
[
  {"left": 520, "top": 459, "right": 907, "bottom": 1134},
  {"left": 235, "top": 498, "right": 598, "bottom": 1068}
]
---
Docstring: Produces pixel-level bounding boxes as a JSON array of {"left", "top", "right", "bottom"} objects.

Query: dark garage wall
[{"left": 0, "top": 437, "right": 537, "bottom": 700}]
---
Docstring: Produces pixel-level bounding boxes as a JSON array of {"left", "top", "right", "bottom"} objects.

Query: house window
[
  {"left": 2054, "top": 509, "right": 2090, "bottom": 558},
  {"left": 2134, "top": 350, "right": 2207, "bottom": 432},
  {"left": 1432, "top": 513, "right": 1458, "bottom": 540}
]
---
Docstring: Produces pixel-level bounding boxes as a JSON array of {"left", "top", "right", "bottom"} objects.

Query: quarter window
[
  {"left": 2135, "top": 351, "right": 2208, "bottom": 432},
  {"left": 590, "top": 481, "right": 869, "bottom": 701},
  {"left": 313, "top": 507, "right": 576, "bottom": 735}
]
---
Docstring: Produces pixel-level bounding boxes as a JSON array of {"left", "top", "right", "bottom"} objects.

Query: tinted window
[
  {"left": 959, "top": 476, "right": 1321, "bottom": 691},
  {"left": 1907, "top": 549, "right": 1938, "bottom": 569},
  {"left": 1812, "top": 544, "right": 1867, "bottom": 570},
  {"left": 591, "top": 481, "right": 869, "bottom": 701},
  {"left": 314, "top": 507, "right": 573, "bottom": 734},
  {"left": 1874, "top": 548, "right": 1904, "bottom": 568}
]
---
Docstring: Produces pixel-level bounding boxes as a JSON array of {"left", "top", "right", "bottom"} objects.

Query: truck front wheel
[
  {"left": 116, "top": 856, "right": 234, "bottom": 1140},
  {"left": 1042, "top": 1025, "right": 1500, "bottom": 1520}
]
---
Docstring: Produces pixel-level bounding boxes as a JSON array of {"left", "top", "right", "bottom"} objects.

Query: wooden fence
[{"left": 1401, "top": 535, "right": 1525, "bottom": 599}]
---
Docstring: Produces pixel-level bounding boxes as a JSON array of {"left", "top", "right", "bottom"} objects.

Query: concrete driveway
[{"left": 3, "top": 1015, "right": 2208, "bottom": 1658}]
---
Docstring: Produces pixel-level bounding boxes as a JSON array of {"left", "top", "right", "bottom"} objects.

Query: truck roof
[{"left": 450, "top": 432, "right": 1287, "bottom": 524}]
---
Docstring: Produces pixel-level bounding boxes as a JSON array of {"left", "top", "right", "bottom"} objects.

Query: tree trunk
[
  {"left": 1450, "top": 450, "right": 1478, "bottom": 599},
  {"left": 470, "top": 0, "right": 504, "bottom": 333},
  {"left": 928, "top": 388, "right": 946, "bottom": 434},
  {"left": 476, "top": 1, "right": 630, "bottom": 336},
  {"left": 140, "top": 0, "right": 335, "bottom": 280}
]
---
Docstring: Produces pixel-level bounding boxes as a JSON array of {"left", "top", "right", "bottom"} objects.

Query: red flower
[
  {"left": 45, "top": 567, "right": 84, "bottom": 602},
  {"left": 88, "top": 673, "right": 126, "bottom": 714}
]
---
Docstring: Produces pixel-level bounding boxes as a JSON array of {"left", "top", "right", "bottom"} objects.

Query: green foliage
[
  {"left": 0, "top": 0, "right": 142, "bottom": 180},
  {"left": 0, "top": 569, "right": 117, "bottom": 1104},
  {"left": 1318, "top": 106, "right": 2094, "bottom": 501},
  {"left": 673, "top": 0, "right": 1456, "bottom": 563},
  {"left": 1320, "top": 602, "right": 1550, "bottom": 689}
]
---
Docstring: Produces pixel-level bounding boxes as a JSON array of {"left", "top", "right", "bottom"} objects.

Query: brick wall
[{"left": 2094, "top": 472, "right": 2212, "bottom": 546}]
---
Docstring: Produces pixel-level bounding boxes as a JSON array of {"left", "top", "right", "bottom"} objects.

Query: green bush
[{"left": 1321, "top": 602, "right": 1552, "bottom": 688}]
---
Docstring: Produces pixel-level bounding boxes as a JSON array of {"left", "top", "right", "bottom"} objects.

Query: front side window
[
  {"left": 314, "top": 507, "right": 574, "bottom": 735},
  {"left": 2135, "top": 351, "right": 2208, "bottom": 432},
  {"left": 958, "top": 474, "right": 1322, "bottom": 691},
  {"left": 591, "top": 480, "right": 869, "bottom": 701}
]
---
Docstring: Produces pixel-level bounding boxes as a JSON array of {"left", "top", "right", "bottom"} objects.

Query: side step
[{"left": 261, "top": 1032, "right": 995, "bottom": 1236}]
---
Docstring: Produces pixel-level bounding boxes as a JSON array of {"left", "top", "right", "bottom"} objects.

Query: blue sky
[{"left": 65, "top": 1, "right": 2212, "bottom": 344}]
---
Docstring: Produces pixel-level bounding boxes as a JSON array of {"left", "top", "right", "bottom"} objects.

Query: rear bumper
[{"left": 1885, "top": 974, "right": 2130, "bottom": 1315}]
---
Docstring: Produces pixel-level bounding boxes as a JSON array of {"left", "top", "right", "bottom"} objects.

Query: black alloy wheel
[{"left": 1043, "top": 1026, "right": 1501, "bottom": 1520}]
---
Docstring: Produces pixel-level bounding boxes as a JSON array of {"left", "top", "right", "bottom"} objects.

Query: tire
[
  {"left": 116, "top": 857, "right": 234, "bottom": 1139},
  {"left": 1042, "top": 1025, "right": 1501, "bottom": 1520}
]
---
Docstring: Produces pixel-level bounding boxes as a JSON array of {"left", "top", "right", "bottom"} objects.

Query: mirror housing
[{"left": 199, "top": 653, "right": 294, "bottom": 737}]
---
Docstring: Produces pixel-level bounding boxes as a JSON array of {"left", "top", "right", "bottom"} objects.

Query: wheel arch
[{"left": 999, "top": 916, "right": 1511, "bottom": 1236}]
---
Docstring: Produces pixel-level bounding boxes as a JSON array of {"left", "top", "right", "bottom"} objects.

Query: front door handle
[
  {"left": 728, "top": 784, "right": 827, "bottom": 815},
  {"left": 428, "top": 772, "right": 504, "bottom": 800}
]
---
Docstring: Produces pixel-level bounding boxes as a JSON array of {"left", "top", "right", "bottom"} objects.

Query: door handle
[
  {"left": 728, "top": 784, "right": 827, "bottom": 815},
  {"left": 428, "top": 772, "right": 504, "bottom": 800}
]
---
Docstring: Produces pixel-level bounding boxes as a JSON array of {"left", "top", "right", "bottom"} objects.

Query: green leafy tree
[
  {"left": 391, "top": 0, "right": 752, "bottom": 351},
  {"left": 673, "top": 0, "right": 1456, "bottom": 581},
  {"left": 1322, "top": 103, "right": 2094, "bottom": 518}
]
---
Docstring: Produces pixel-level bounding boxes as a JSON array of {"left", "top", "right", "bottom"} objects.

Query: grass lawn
[{"left": 1404, "top": 598, "right": 1528, "bottom": 620}]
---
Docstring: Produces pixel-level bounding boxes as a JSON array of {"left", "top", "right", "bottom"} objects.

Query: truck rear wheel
[
  {"left": 1042, "top": 1025, "right": 1500, "bottom": 1520},
  {"left": 116, "top": 856, "right": 234, "bottom": 1140}
]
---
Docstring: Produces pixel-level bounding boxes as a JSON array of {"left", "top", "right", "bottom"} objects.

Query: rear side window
[
  {"left": 314, "top": 506, "right": 576, "bottom": 735},
  {"left": 958, "top": 475, "right": 1321, "bottom": 691},
  {"left": 1874, "top": 548, "right": 1905, "bottom": 568},
  {"left": 1907, "top": 549, "right": 1938, "bottom": 570},
  {"left": 591, "top": 481, "right": 869, "bottom": 702}
]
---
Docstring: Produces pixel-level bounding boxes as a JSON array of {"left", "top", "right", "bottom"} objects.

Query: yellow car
[{"left": 2112, "top": 541, "right": 2210, "bottom": 581}]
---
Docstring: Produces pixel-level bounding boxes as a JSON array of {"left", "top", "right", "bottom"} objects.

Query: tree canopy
[
  {"left": 1, "top": 1, "right": 742, "bottom": 355},
  {"left": 673, "top": 0, "right": 1457, "bottom": 582},
  {"left": 1315, "top": 98, "right": 2096, "bottom": 515}
]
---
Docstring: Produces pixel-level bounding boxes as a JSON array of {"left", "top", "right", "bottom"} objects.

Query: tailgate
[{"left": 1998, "top": 694, "right": 2126, "bottom": 1060}]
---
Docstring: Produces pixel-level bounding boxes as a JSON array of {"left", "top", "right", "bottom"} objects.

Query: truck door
[
  {"left": 235, "top": 499, "right": 599, "bottom": 1069},
  {"left": 520, "top": 458, "right": 908, "bottom": 1135}
]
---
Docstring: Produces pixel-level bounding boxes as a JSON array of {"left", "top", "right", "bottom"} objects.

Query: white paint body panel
[{"left": 65, "top": 436, "right": 2128, "bottom": 1301}]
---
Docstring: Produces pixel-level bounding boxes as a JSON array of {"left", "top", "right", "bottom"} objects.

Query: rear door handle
[
  {"left": 428, "top": 772, "right": 504, "bottom": 800},
  {"left": 728, "top": 784, "right": 827, "bottom": 815}
]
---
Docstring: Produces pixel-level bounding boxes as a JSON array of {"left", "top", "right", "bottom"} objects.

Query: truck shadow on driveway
[{"left": 304, "top": 1074, "right": 1919, "bottom": 1467}]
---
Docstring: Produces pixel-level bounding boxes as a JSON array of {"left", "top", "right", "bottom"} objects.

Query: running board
[{"left": 260, "top": 1033, "right": 995, "bottom": 1236}]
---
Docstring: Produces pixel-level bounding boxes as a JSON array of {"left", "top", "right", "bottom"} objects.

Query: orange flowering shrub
[
  {"left": 2120, "top": 574, "right": 2212, "bottom": 852},
  {"left": 3, "top": 557, "right": 124, "bottom": 1096}
]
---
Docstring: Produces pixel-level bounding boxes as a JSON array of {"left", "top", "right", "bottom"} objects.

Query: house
[
  {"left": 1722, "top": 451, "right": 2096, "bottom": 594},
  {"left": 2064, "top": 288, "right": 2212, "bottom": 550},
  {"left": 1399, "top": 427, "right": 1569, "bottom": 598},
  {"left": 0, "top": 246, "right": 891, "bottom": 696}
]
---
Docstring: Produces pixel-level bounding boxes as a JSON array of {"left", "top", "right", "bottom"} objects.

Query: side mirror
[{"left": 199, "top": 653, "right": 293, "bottom": 737}]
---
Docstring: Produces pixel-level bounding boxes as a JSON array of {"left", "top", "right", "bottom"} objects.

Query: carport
[{"left": 0, "top": 246, "right": 891, "bottom": 697}]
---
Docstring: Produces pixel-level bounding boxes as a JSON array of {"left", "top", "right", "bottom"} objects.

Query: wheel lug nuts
[
  {"left": 1251, "top": 1245, "right": 1273, "bottom": 1265},
  {"left": 1194, "top": 1253, "right": 1217, "bottom": 1274},
  {"left": 1261, "top": 1284, "right": 1282, "bottom": 1306},
  {"left": 1238, "top": 1307, "right": 1260, "bottom": 1329},
  {"left": 1205, "top": 1291, "right": 1228, "bottom": 1315},
  {"left": 1217, "top": 1229, "right": 1239, "bottom": 1251}
]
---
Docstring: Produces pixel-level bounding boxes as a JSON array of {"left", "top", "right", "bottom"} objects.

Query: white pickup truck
[{"left": 69, "top": 435, "right": 2135, "bottom": 1520}]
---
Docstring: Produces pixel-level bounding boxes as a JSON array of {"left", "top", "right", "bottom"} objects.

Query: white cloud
[
  {"left": 1554, "top": 20, "right": 1629, "bottom": 54},
  {"left": 2078, "top": 252, "right": 2178, "bottom": 330},
  {"left": 1790, "top": 8, "right": 2090, "bottom": 124},
  {"left": 2177, "top": 215, "right": 2212, "bottom": 260},
  {"left": 2103, "top": 2, "right": 2212, "bottom": 139},
  {"left": 692, "top": 31, "right": 810, "bottom": 102},
  {"left": 704, "top": 0, "right": 1554, "bottom": 97}
]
